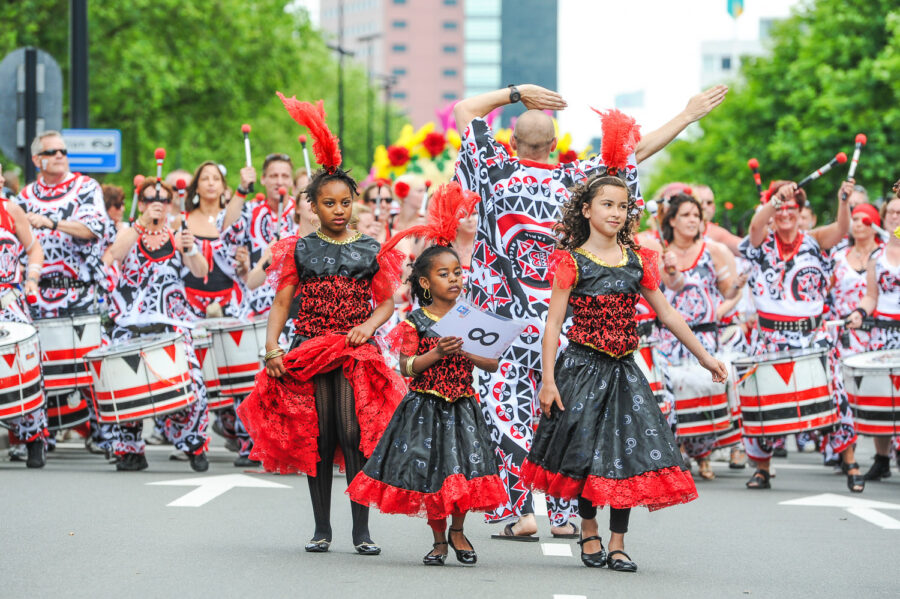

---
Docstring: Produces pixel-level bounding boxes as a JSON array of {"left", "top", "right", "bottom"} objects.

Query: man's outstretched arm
[
  {"left": 453, "top": 84, "right": 568, "bottom": 136},
  {"left": 635, "top": 85, "right": 728, "bottom": 163}
]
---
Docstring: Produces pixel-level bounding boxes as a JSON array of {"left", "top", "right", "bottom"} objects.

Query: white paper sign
[{"left": 430, "top": 301, "right": 527, "bottom": 360}]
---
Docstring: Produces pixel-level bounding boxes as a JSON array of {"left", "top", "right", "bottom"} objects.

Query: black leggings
[
  {"left": 306, "top": 368, "right": 372, "bottom": 545},
  {"left": 578, "top": 496, "right": 631, "bottom": 534}
]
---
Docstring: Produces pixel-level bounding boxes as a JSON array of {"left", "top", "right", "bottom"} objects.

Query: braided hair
[
  {"left": 305, "top": 167, "right": 359, "bottom": 204},
  {"left": 556, "top": 173, "right": 641, "bottom": 252},
  {"left": 407, "top": 245, "right": 460, "bottom": 306}
]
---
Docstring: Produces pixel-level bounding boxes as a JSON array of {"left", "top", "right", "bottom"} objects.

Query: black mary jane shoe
[
  {"left": 606, "top": 550, "right": 638, "bottom": 572},
  {"left": 842, "top": 461, "right": 865, "bottom": 493},
  {"left": 354, "top": 541, "right": 382, "bottom": 556},
  {"left": 304, "top": 539, "right": 331, "bottom": 553},
  {"left": 422, "top": 542, "right": 448, "bottom": 566},
  {"left": 448, "top": 528, "right": 477, "bottom": 565},
  {"left": 25, "top": 440, "right": 46, "bottom": 469},
  {"left": 863, "top": 455, "right": 892, "bottom": 481},
  {"left": 577, "top": 535, "right": 607, "bottom": 568},
  {"left": 187, "top": 451, "right": 209, "bottom": 473},
  {"left": 745, "top": 469, "right": 771, "bottom": 489}
]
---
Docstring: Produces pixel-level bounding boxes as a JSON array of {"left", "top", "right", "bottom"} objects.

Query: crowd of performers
[{"left": 2, "top": 81, "right": 900, "bottom": 572}]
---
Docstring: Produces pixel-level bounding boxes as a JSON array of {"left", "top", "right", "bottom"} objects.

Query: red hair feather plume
[
  {"left": 591, "top": 108, "right": 642, "bottom": 175},
  {"left": 276, "top": 92, "right": 342, "bottom": 172}
]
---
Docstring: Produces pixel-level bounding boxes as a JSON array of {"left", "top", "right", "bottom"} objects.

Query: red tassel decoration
[
  {"left": 591, "top": 108, "right": 642, "bottom": 176},
  {"left": 276, "top": 92, "right": 342, "bottom": 172}
]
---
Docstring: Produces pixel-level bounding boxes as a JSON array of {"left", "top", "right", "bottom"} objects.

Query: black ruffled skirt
[{"left": 522, "top": 343, "right": 697, "bottom": 511}]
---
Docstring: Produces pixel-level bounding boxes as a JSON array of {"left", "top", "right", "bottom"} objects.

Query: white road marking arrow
[
  {"left": 780, "top": 493, "right": 900, "bottom": 530},
  {"left": 148, "top": 474, "right": 291, "bottom": 507}
]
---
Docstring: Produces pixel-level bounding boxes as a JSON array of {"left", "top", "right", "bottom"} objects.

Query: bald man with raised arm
[{"left": 453, "top": 83, "right": 727, "bottom": 540}]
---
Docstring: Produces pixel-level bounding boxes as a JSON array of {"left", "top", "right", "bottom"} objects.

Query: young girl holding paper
[
  {"left": 520, "top": 114, "right": 727, "bottom": 573},
  {"left": 348, "top": 184, "right": 506, "bottom": 567}
]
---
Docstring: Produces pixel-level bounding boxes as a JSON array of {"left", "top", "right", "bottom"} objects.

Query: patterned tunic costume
[
  {"left": 237, "top": 231, "right": 405, "bottom": 475},
  {"left": 829, "top": 245, "right": 878, "bottom": 355},
  {"left": 184, "top": 209, "right": 250, "bottom": 319},
  {"left": 0, "top": 201, "right": 47, "bottom": 442},
  {"left": 104, "top": 234, "right": 209, "bottom": 456},
  {"left": 347, "top": 308, "right": 506, "bottom": 519},
  {"left": 521, "top": 247, "right": 697, "bottom": 511},
  {"left": 869, "top": 249, "right": 900, "bottom": 351},
  {"left": 455, "top": 117, "right": 642, "bottom": 525},
  {"left": 739, "top": 231, "right": 856, "bottom": 462}
]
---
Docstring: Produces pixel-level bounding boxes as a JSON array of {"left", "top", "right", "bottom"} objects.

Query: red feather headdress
[
  {"left": 591, "top": 108, "right": 642, "bottom": 176},
  {"left": 276, "top": 92, "right": 342, "bottom": 172},
  {"left": 378, "top": 182, "right": 480, "bottom": 258}
]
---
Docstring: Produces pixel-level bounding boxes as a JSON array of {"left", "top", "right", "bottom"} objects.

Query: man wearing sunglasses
[{"left": 16, "top": 130, "right": 113, "bottom": 456}]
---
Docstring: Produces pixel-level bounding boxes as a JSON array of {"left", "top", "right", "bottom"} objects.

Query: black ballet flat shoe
[
  {"left": 422, "top": 542, "right": 448, "bottom": 566},
  {"left": 25, "top": 440, "right": 46, "bottom": 469},
  {"left": 233, "top": 455, "right": 261, "bottom": 468},
  {"left": 576, "top": 535, "right": 607, "bottom": 568},
  {"left": 354, "top": 542, "right": 381, "bottom": 556},
  {"left": 745, "top": 469, "right": 771, "bottom": 489},
  {"left": 187, "top": 451, "right": 209, "bottom": 472},
  {"left": 606, "top": 550, "right": 638, "bottom": 572},
  {"left": 448, "top": 528, "right": 477, "bottom": 565},
  {"left": 842, "top": 461, "right": 865, "bottom": 493},
  {"left": 304, "top": 539, "right": 331, "bottom": 553},
  {"left": 863, "top": 455, "right": 892, "bottom": 481},
  {"left": 116, "top": 452, "right": 149, "bottom": 472}
]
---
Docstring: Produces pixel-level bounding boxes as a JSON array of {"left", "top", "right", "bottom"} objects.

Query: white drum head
[{"left": 0, "top": 322, "right": 39, "bottom": 345}]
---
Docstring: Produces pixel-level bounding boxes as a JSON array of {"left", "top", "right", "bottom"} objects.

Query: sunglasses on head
[
  {"left": 39, "top": 148, "right": 68, "bottom": 157},
  {"left": 143, "top": 196, "right": 172, "bottom": 205}
]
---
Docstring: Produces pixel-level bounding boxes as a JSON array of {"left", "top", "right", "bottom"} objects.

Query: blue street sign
[{"left": 61, "top": 128, "right": 121, "bottom": 173}]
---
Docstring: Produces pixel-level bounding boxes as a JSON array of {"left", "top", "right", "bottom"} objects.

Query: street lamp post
[
  {"left": 358, "top": 33, "right": 381, "bottom": 165},
  {"left": 377, "top": 75, "right": 396, "bottom": 148},
  {"left": 326, "top": 0, "right": 354, "bottom": 155}
]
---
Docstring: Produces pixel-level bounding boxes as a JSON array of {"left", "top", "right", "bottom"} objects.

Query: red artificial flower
[
  {"left": 423, "top": 132, "right": 447, "bottom": 158},
  {"left": 387, "top": 145, "right": 411, "bottom": 166},
  {"left": 724, "top": 201, "right": 734, "bottom": 210},
  {"left": 394, "top": 181, "right": 410, "bottom": 199},
  {"left": 558, "top": 149, "right": 578, "bottom": 164}
]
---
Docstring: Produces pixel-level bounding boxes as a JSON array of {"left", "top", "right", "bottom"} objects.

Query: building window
[
  {"left": 392, "top": 91, "right": 407, "bottom": 100},
  {"left": 392, "top": 19, "right": 407, "bottom": 28},
  {"left": 465, "top": 64, "right": 500, "bottom": 88},
  {"left": 442, "top": 21, "right": 458, "bottom": 30},
  {"left": 392, "top": 44, "right": 407, "bottom": 52},
  {"left": 392, "top": 67, "right": 407, "bottom": 77},
  {"left": 442, "top": 92, "right": 458, "bottom": 101},
  {"left": 464, "top": 41, "right": 500, "bottom": 63},
  {"left": 442, "top": 44, "right": 458, "bottom": 53},
  {"left": 465, "top": 0, "right": 499, "bottom": 16},
  {"left": 721, "top": 56, "right": 732, "bottom": 70},
  {"left": 465, "top": 17, "right": 500, "bottom": 40},
  {"left": 392, "top": 0, "right": 406, "bottom": 4},
  {"left": 443, "top": 0, "right": 458, "bottom": 5},
  {"left": 442, "top": 68, "right": 458, "bottom": 77}
]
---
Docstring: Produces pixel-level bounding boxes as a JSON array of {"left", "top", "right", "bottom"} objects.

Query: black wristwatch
[
  {"left": 236, "top": 185, "right": 250, "bottom": 196},
  {"left": 508, "top": 85, "right": 521, "bottom": 104},
  {"left": 49, "top": 215, "right": 59, "bottom": 230}
]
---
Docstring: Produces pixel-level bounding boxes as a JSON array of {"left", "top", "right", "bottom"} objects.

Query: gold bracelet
[
  {"left": 405, "top": 356, "right": 418, "bottom": 377},
  {"left": 264, "top": 348, "right": 285, "bottom": 362}
]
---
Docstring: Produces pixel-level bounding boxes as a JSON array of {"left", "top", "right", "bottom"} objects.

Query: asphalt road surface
[{"left": 3, "top": 440, "right": 898, "bottom": 599}]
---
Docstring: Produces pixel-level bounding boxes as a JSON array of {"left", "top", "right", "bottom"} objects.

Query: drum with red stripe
[
  {"left": 634, "top": 341, "right": 668, "bottom": 415},
  {"left": 842, "top": 349, "right": 900, "bottom": 437},
  {"left": 193, "top": 325, "right": 228, "bottom": 410},
  {"left": 733, "top": 347, "right": 838, "bottom": 437},
  {"left": 0, "top": 322, "right": 44, "bottom": 422},
  {"left": 33, "top": 313, "right": 101, "bottom": 392},
  {"left": 44, "top": 391, "right": 89, "bottom": 431},
  {"left": 713, "top": 352, "right": 747, "bottom": 448},
  {"left": 85, "top": 333, "right": 195, "bottom": 424},
  {"left": 203, "top": 317, "right": 266, "bottom": 398},
  {"left": 670, "top": 360, "right": 731, "bottom": 437}
]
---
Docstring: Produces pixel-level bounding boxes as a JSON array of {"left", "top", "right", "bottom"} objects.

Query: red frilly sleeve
[
  {"left": 372, "top": 247, "right": 406, "bottom": 304},
  {"left": 382, "top": 319, "right": 420, "bottom": 356},
  {"left": 548, "top": 249, "right": 578, "bottom": 290},
  {"left": 266, "top": 236, "right": 300, "bottom": 292},
  {"left": 637, "top": 246, "right": 660, "bottom": 290}
]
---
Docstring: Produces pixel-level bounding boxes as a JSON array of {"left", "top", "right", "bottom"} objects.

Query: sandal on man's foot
[
  {"left": 745, "top": 469, "right": 771, "bottom": 489},
  {"left": 842, "top": 461, "right": 865, "bottom": 493},
  {"left": 551, "top": 522, "right": 580, "bottom": 539},
  {"left": 304, "top": 538, "right": 331, "bottom": 553},
  {"left": 606, "top": 550, "right": 638, "bottom": 572},
  {"left": 697, "top": 458, "right": 716, "bottom": 480},
  {"left": 491, "top": 522, "right": 539, "bottom": 542}
]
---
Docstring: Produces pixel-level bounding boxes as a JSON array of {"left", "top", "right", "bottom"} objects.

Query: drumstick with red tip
[
  {"left": 842, "top": 133, "right": 867, "bottom": 200},
  {"left": 298, "top": 135, "right": 312, "bottom": 178},
  {"left": 861, "top": 216, "right": 890, "bottom": 242},
  {"left": 129, "top": 174, "right": 145, "bottom": 222},
  {"left": 747, "top": 158, "right": 764, "bottom": 199},
  {"left": 374, "top": 180, "right": 383, "bottom": 219},
  {"left": 241, "top": 124, "right": 255, "bottom": 194},
  {"left": 153, "top": 148, "right": 166, "bottom": 225},
  {"left": 175, "top": 178, "right": 187, "bottom": 229},
  {"left": 276, "top": 186, "right": 287, "bottom": 240},
  {"left": 797, "top": 152, "right": 847, "bottom": 189}
]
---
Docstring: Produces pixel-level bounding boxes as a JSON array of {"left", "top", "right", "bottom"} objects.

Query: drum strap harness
[
  {"left": 873, "top": 318, "right": 900, "bottom": 329},
  {"left": 39, "top": 276, "right": 90, "bottom": 290},
  {"left": 758, "top": 314, "right": 821, "bottom": 333}
]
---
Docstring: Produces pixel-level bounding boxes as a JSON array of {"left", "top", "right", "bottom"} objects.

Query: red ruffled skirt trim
[
  {"left": 520, "top": 459, "right": 698, "bottom": 512},
  {"left": 347, "top": 472, "right": 508, "bottom": 520},
  {"left": 237, "top": 333, "right": 405, "bottom": 475}
]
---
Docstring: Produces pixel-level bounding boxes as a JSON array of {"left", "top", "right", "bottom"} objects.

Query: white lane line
[
  {"left": 846, "top": 507, "right": 900, "bottom": 530},
  {"left": 541, "top": 543, "right": 573, "bottom": 557},
  {"left": 553, "top": 595, "right": 587, "bottom": 599},
  {"left": 534, "top": 492, "right": 548, "bottom": 515}
]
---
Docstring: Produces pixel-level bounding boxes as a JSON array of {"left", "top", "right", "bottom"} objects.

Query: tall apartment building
[{"left": 319, "top": 0, "right": 558, "bottom": 128}]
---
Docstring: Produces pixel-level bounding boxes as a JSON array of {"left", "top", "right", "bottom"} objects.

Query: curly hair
[
  {"left": 407, "top": 245, "right": 459, "bottom": 306},
  {"left": 306, "top": 167, "right": 359, "bottom": 204},
  {"left": 660, "top": 192, "right": 703, "bottom": 245},
  {"left": 556, "top": 174, "right": 640, "bottom": 252}
]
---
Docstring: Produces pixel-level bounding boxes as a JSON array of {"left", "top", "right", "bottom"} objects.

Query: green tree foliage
[
  {"left": 649, "top": 0, "right": 900, "bottom": 230},
  {"left": 1, "top": 0, "right": 404, "bottom": 195}
]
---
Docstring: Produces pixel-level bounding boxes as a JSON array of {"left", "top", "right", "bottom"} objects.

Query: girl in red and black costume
[
  {"left": 237, "top": 94, "right": 405, "bottom": 555},
  {"left": 521, "top": 128, "right": 728, "bottom": 571},
  {"left": 348, "top": 183, "right": 507, "bottom": 567}
]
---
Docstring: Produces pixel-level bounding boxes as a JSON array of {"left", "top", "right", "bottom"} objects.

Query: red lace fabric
[
  {"left": 347, "top": 472, "right": 507, "bottom": 519},
  {"left": 567, "top": 293, "right": 640, "bottom": 357},
  {"left": 293, "top": 276, "right": 373, "bottom": 338},
  {"left": 237, "top": 333, "right": 406, "bottom": 475},
  {"left": 521, "top": 460, "right": 697, "bottom": 512},
  {"left": 372, "top": 247, "right": 406, "bottom": 304},
  {"left": 548, "top": 249, "right": 578, "bottom": 290},
  {"left": 408, "top": 336, "right": 476, "bottom": 401},
  {"left": 383, "top": 320, "right": 420, "bottom": 356},
  {"left": 266, "top": 236, "right": 300, "bottom": 292},
  {"left": 637, "top": 246, "right": 660, "bottom": 290}
]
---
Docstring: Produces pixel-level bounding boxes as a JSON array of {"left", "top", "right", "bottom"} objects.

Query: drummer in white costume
[
  {"left": 847, "top": 192, "right": 900, "bottom": 479},
  {"left": 741, "top": 179, "right": 863, "bottom": 492},
  {"left": 100, "top": 180, "right": 211, "bottom": 472},
  {"left": 0, "top": 165, "right": 46, "bottom": 467}
]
